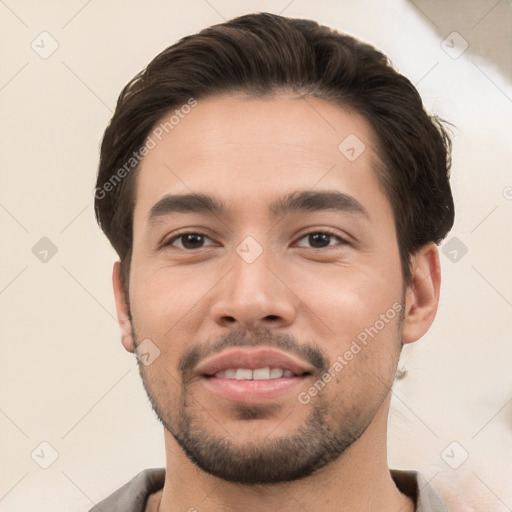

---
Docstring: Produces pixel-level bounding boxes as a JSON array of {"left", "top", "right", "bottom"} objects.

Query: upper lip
[{"left": 196, "top": 348, "right": 315, "bottom": 377}]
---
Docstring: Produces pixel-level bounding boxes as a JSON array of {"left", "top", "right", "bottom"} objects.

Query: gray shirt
[{"left": 89, "top": 467, "right": 449, "bottom": 511}]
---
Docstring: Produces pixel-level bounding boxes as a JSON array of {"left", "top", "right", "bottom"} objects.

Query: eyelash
[{"left": 163, "top": 229, "right": 349, "bottom": 251}]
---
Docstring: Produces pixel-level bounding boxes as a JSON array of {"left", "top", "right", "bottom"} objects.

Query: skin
[{"left": 112, "top": 92, "right": 441, "bottom": 512}]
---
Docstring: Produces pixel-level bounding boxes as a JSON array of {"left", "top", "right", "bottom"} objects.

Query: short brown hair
[{"left": 95, "top": 12, "right": 454, "bottom": 295}]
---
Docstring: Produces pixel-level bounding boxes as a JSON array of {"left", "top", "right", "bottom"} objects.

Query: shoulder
[
  {"left": 390, "top": 468, "right": 450, "bottom": 512},
  {"left": 89, "top": 467, "right": 166, "bottom": 512}
]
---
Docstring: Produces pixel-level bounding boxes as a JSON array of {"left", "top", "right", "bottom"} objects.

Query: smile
[
  {"left": 195, "top": 348, "right": 315, "bottom": 404},
  {"left": 213, "top": 367, "right": 298, "bottom": 379}
]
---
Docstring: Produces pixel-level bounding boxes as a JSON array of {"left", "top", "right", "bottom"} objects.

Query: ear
[
  {"left": 401, "top": 242, "right": 441, "bottom": 344},
  {"left": 112, "top": 260, "right": 135, "bottom": 353}
]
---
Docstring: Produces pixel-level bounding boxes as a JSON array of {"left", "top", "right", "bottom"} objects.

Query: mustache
[{"left": 178, "top": 326, "right": 329, "bottom": 377}]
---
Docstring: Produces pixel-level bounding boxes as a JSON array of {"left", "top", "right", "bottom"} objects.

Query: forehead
[{"left": 134, "top": 93, "right": 388, "bottom": 223}]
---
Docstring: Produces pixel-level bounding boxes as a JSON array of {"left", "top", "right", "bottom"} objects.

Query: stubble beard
[{"left": 135, "top": 337, "right": 400, "bottom": 485}]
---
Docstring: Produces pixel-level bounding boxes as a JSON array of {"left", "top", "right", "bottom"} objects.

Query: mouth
[
  {"left": 211, "top": 367, "right": 306, "bottom": 379},
  {"left": 196, "top": 348, "right": 314, "bottom": 403}
]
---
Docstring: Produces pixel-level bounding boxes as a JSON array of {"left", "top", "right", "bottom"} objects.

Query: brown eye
[
  {"left": 166, "top": 233, "right": 214, "bottom": 250},
  {"left": 296, "top": 231, "right": 347, "bottom": 249}
]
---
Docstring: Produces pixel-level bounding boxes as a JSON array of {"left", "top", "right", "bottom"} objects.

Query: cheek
[
  {"left": 294, "top": 261, "right": 404, "bottom": 389},
  {"left": 291, "top": 259, "right": 402, "bottom": 339},
  {"left": 318, "top": 315, "right": 402, "bottom": 417},
  {"left": 127, "top": 267, "right": 208, "bottom": 395},
  {"left": 129, "top": 259, "right": 210, "bottom": 338},
  {"left": 138, "top": 358, "right": 185, "bottom": 426}
]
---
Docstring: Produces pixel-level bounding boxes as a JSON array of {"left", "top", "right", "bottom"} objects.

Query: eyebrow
[{"left": 147, "top": 190, "right": 369, "bottom": 224}]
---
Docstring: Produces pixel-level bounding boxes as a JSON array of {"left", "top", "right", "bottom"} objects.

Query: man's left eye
[{"left": 295, "top": 231, "right": 347, "bottom": 249}]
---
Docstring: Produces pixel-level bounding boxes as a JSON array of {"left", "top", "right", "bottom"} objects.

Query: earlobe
[
  {"left": 401, "top": 243, "right": 441, "bottom": 344},
  {"left": 112, "top": 261, "right": 135, "bottom": 353}
]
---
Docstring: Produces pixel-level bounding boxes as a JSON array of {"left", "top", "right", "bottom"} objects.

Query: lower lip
[{"left": 202, "top": 376, "right": 307, "bottom": 403}]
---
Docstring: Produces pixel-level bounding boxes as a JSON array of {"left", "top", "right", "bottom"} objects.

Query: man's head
[
  {"left": 95, "top": 13, "right": 454, "bottom": 484},
  {"left": 95, "top": 12, "right": 454, "bottom": 295}
]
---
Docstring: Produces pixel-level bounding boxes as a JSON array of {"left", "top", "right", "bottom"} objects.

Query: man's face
[{"left": 123, "top": 93, "right": 407, "bottom": 483}]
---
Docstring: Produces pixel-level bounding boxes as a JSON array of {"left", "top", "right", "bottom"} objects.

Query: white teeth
[
  {"left": 252, "top": 367, "right": 271, "bottom": 380},
  {"left": 235, "top": 368, "right": 253, "bottom": 380},
  {"left": 213, "top": 367, "right": 296, "bottom": 379},
  {"left": 269, "top": 368, "right": 284, "bottom": 378}
]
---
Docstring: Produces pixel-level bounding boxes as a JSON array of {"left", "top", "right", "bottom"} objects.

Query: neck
[{"left": 155, "top": 396, "right": 415, "bottom": 512}]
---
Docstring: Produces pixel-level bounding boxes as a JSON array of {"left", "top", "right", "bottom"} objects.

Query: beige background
[{"left": 1, "top": 1, "right": 511, "bottom": 511}]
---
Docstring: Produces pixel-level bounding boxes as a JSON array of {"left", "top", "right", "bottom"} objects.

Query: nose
[{"left": 210, "top": 241, "right": 298, "bottom": 331}]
